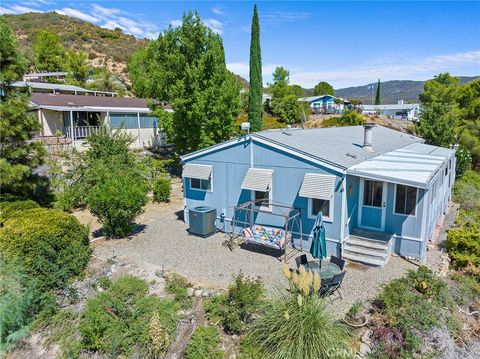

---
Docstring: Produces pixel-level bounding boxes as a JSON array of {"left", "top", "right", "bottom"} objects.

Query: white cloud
[
  {"left": 203, "top": 18, "right": 223, "bottom": 34},
  {"left": 170, "top": 18, "right": 223, "bottom": 35},
  {"left": 211, "top": 6, "right": 223, "bottom": 15},
  {"left": 56, "top": 8, "right": 100, "bottom": 23},
  {"left": 92, "top": 3, "right": 124, "bottom": 17},
  {"left": 288, "top": 50, "right": 480, "bottom": 88},
  {"left": 3, "top": 4, "right": 42, "bottom": 14},
  {"left": 170, "top": 19, "right": 183, "bottom": 28},
  {"left": 0, "top": 7, "right": 16, "bottom": 14},
  {"left": 227, "top": 63, "right": 282, "bottom": 77}
]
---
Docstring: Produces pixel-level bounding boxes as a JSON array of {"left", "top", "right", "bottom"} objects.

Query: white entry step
[{"left": 343, "top": 229, "right": 392, "bottom": 267}]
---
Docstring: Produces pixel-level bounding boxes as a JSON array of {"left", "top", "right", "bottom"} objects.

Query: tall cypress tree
[
  {"left": 375, "top": 78, "right": 381, "bottom": 105},
  {"left": 248, "top": 4, "right": 263, "bottom": 131}
]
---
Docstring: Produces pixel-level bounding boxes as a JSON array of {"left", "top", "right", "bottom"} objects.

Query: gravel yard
[{"left": 85, "top": 181, "right": 430, "bottom": 317}]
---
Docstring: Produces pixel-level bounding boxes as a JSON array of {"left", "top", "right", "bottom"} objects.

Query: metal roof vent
[
  {"left": 282, "top": 125, "right": 292, "bottom": 136},
  {"left": 363, "top": 123, "right": 375, "bottom": 152}
]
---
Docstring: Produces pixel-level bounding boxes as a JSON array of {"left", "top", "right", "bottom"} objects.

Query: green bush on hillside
[
  {"left": 165, "top": 272, "right": 191, "bottom": 308},
  {"left": 338, "top": 109, "right": 365, "bottom": 126},
  {"left": 0, "top": 257, "right": 55, "bottom": 353},
  {"left": 78, "top": 276, "right": 179, "bottom": 357},
  {"left": 186, "top": 326, "right": 223, "bottom": 359},
  {"left": 0, "top": 208, "right": 90, "bottom": 291},
  {"left": 371, "top": 266, "right": 457, "bottom": 356},
  {"left": 86, "top": 173, "right": 147, "bottom": 238},
  {"left": 205, "top": 273, "right": 264, "bottom": 334},
  {"left": 0, "top": 199, "right": 39, "bottom": 223},
  {"left": 152, "top": 176, "right": 172, "bottom": 203}
]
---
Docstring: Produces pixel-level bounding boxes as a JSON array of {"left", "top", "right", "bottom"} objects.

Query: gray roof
[
  {"left": 12, "top": 81, "right": 89, "bottom": 92},
  {"left": 24, "top": 71, "right": 68, "bottom": 77},
  {"left": 11, "top": 81, "right": 116, "bottom": 95},
  {"left": 348, "top": 142, "right": 455, "bottom": 187},
  {"left": 253, "top": 126, "right": 423, "bottom": 169},
  {"left": 361, "top": 104, "right": 419, "bottom": 111}
]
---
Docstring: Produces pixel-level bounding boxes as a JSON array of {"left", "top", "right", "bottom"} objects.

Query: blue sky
[{"left": 1, "top": 1, "right": 479, "bottom": 88}]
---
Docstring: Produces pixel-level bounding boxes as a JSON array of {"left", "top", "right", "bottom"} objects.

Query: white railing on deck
[{"left": 65, "top": 126, "right": 101, "bottom": 139}]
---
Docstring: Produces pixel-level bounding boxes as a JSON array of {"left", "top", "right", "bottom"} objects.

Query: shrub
[
  {"left": 185, "top": 326, "right": 223, "bottom": 359},
  {"left": 337, "top": 109, "right": 365, "bottom": 126},
  {"left": 86, "top": 172, "right": 147, "bottom": 238},
  {"left": 0, "top": 208, "right": 90, "bottom": 291},
  {"left": 372, "top": 266, "right": 457, "bottom": 355},
  {"left": 0, "top": 257, "right": 54, "bottom": 354},
  {"left": 0, "top": 199, "right": 39, "bottom": 223},
  {"left": 152, "top": 176, "right": 172, "bottom": 203},
  {"left": 205, "top": 273, "right": 263, "bottom": 334},
  {"left": 165, "top": 272, "right": 191, "bottom": 308},
  {"left": 446, "top": 225, "right": 480, "bottom": 269},
  {"left": 78, "top": 276, "right": 179, "bottom": 357},
  {"left": 249, "top": 293, "right": 351, "bottom": 359}
]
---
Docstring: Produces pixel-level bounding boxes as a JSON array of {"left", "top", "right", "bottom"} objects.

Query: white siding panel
[{"left": 299, "top": 173, "right": 336, "bottom": 200}]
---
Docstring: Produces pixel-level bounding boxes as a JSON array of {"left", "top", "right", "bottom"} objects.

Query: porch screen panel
[
  {"left": 299, "top": 173, "right": 336, "bottom": 200},
  {"left": 182, "top": 164, "right": 212, "bottom": 180},
  {"left": 241, "top": 168, "right": 274, "bottom": 191},
  {"left": 110, "top": 113, "right": 138, "bottom": 129},
  {"left": 139, "top": 114, "right": 159, "bottom": 128}
]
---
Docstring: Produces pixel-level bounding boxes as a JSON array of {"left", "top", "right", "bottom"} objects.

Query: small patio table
[{"left": 305, "top": 260, "right": 341, "bottom": 279}]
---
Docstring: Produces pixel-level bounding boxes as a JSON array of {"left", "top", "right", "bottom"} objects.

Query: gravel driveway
[{"left": 89, "top": 182, "right": 422, "bottom": 316}]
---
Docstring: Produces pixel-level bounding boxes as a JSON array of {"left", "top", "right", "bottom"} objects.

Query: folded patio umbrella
[{"left": 310, "top": 212, "right": 327, "bottom": 268}]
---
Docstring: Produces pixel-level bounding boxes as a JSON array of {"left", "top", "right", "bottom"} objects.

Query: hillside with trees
[
  {"left": 3, "top": 12, "right": 147, "bottom": 86},
  {"left": 334, "top": 77, "right": 479, "bottom": 104}
]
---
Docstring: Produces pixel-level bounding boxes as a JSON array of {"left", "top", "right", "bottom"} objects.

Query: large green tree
[
  {"left": 417, "top": 73, "right": 479, "bottom": 174},
  {"left": 248, "top": 4, "right": 263, "bottom": 131},
  {"left": 33, "top": 30, "right": 66, "bottom": 72},
  {"left": 0, "top": 18, "right": 25, "bottom": 83},
  {"left": 313, "top": 81, "right": 334, "bottom": 96},
  {"left": 374, "top": 79, "right": 381, "bottom": 105},
  {"left": 65, "top": 50, "right": 89, "bottom": 85},
  {"left": 268, "top": 67, "right": 309, "bottom": 124},
  {"left": 0, "top": 19, "right": 45, "bottom": 200},
  {"left": 129, "top": 12, "right": 241, "bottom": 153}
]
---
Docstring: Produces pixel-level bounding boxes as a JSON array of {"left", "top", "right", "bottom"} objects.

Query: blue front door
[{"left": 358, "top": 179, "right": 386, "bottom": 231}]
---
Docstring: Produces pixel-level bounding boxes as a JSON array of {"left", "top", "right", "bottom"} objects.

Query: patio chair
[
  {"left": 295, "top": 254, "right": 308, "bottom": 269},
  {"left": 329, "top": 255, "right": 346, "bottom": 271},
  {"left": 326, "top": 271, "right": 346, "bottom": 300},
  {"left": 318, "top": 276, "right": 334, "bottom": 297}
]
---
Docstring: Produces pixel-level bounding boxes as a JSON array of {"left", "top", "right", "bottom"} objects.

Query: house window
[
  {"left": 395, "top": 185, "right": 417, "bottom": 216},
  {"left": 190, "top": 178, "right": 211, "bottom": 191},
  {"left": 363, "top": 180, "right": 383, "bottom": 207},
  {"left": 309, "top": 198, "right": 332, "bottom": 221}
]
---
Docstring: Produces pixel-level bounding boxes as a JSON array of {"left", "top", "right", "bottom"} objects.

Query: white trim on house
[
  {"left": 393, "top": 184, "right": 418, "bottom": 217},
  {"left": 358, "top": 178, "right": 387, "bottom": 231},
  {"left": 307, "top": 197, "right": 334, "bottom": 222}
]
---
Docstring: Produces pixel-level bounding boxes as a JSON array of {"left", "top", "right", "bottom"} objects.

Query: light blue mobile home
[
  {"left": 298, "top": 95, "right": 348, "bottom": 114},
  {"left": 181, "top": 125, "right": 455, "bottom": 266}
]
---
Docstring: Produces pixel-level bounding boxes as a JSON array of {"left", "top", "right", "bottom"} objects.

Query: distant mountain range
[{"left": 333, "top": 76, "right": 479, "bottom": 104}]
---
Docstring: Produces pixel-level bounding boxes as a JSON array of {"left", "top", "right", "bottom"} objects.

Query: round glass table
[{"left": 305, "top": 260, "right": 341, "bottom": 279}]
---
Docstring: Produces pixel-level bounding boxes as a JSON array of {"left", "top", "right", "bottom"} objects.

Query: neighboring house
[
  {"left": 29, "top": 93, "right": 172, "bottom": 149},
  {"left": 181, "top": 125, "right": 455, "bottom": 266},
  {"left": 299, "top": 94, "right": 349, "bottom": 114},
  {"left": 11, "top": 81, "right": 116, "bottom": 97},
  {"left": 23, "top": 71, "right": 68, "bottom": 83},
  {"left": 361, "top": 103, "right": 420, "bottom": 121}
]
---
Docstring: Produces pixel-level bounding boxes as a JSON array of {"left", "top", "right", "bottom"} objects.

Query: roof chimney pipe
[{"left": 363, "top": 123, "right": 375, "bottom": 152}]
